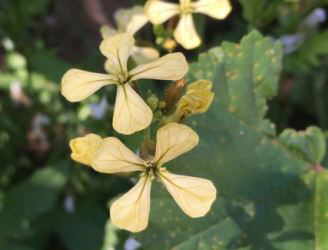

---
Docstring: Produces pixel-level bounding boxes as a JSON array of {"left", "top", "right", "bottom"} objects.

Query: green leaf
[
  {"left": 139, "top": 197, "right": 242, "bottom": 249},
  {"left": 55, "top": 199, "right": 107, "bottom": 250},
  {"left": 171, "top": 217, "right": 242, "bottom": 250},
  {"left": 314, "top": 170, "right": 328, "bottom": 250},
  {"left": 286, "top": 31, "right": 328, "bottom": 72},
  {"left": 239, "top": 0, "right": 283, "bottom": 27},
  {"left": 279, "top": 126, "right": 326, "bottom": 164},
  {"left": 0, "top": 165, "right": 68, "bottom": 238},
  {"left": 267, "top": 169, "right": 328, "bottom": 250},
  {"left": 137, "top": 31, "right": 317, "bottom": 249},
  {"left": 0, "top": 242, "right": 36, "bottom": 250}
]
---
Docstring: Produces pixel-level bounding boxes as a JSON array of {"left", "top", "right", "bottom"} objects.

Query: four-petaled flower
[
  {"left": 61, "top": 33, "right": 188, "bottom": 135},
  {"left": 145, "top": 0, "right": 232, "bottom": 49},
  {"left": 69, "top": 123, "right": 217, "bottom": 232},
  {"left": 101, "top": 6, "right": 160, "bottom": 64}
]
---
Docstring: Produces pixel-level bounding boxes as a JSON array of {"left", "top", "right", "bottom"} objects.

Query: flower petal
[
  {"left": 92, "top": 137, "right": 145, "bottom": 174},
  {"left": 129, "top": 53, "right": 188, "bottom": 81},
  {"left": 145, "top": 0, "right": 180, "bottom": 24},
  {"left": 99, "top": 33, "right": 135, "bottom": 75},
  {"left": 61, "top": 69, "right": 116, "bottom": 102},
  {"left": 110, "top": 175, "right": 152, "bottom": 232},
  {"left": 153, "top": 123, "right": 199, "bottom": 167},
  {"left": 69, "top": 134, "right": 103, "bottom": 166},
  {"left": 180, "top": 0, "right": 191, "bottom": 6},
  {"left": 131, "top": 46, "right": 160, "bottom": 64},
  {"left": 174, "top": 14, "right": 201, "bottom": 49},
  {"left": 114, "top": 6, "right": 149, "bottom": 34},
  {"left": 100, "top": 25, "right": 118, "bottom": 39},
  {"left": 193, "top": 0, "right": 232, "bottom": 19},
  {"left": 159, "top": 169, "right": 217, "bottom": 217},
  {"left": 113, "top": 84, "right": 153, "bottom": 135}
]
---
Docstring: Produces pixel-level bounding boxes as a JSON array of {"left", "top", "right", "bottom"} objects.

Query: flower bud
[
  {"left": 163, "top": 38, "right": 177, "bottom": 52},
  {"left": 176, "top": 80, "right": 214, "bottom": 117},
  {"left": 69, "top": 134, "right": 103, "bottom": 165},
  {"left": 147, "top": 94, "right": 159, "bottom": 111}
]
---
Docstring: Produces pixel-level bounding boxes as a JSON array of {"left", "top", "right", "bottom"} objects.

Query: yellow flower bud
[
  {"left": 162, "top": 38, "right": 177, "bottom": 52},
  {"left": 69, "top": 134, "right": 103, "bottom": 166},
  {"left": 176, "top": 79, "right": 214, "bottom": 116}
]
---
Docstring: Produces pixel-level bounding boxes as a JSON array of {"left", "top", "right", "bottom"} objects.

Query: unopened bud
[
  {"left": 175, "top": 79, "right": 214, "bottom": 119},
  {"left": 163, "top": 38, "right": 177, "bottom": 52},
  {"left": 147, "top": 94, "right": 159, "bottom": 111},
  {"left": 6, "top": 52, "right": 26, "bottom": 70}
]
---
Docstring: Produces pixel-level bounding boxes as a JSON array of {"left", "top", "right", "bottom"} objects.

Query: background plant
[{"left": 1, "top": 0, "right": 328, "bottom": 249}]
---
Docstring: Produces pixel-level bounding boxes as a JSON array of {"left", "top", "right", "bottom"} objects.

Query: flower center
[
  {"left": 180, "top": 2, "right": 194, "bottom": 14},
  {"left": 145, "top": 161, "right": 158, "bottom": 178},
  {"left": 116, "top": 72, "right": 130, "bottom": 85}
]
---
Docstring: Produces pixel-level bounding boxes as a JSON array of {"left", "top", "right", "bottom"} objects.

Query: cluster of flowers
[{"left": 60, "top": 0, "right": 229, "bottom": 233}]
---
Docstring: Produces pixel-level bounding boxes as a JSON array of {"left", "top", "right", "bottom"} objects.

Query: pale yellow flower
[
  {"left": 145, "top": 0, "right": 232, "bottom": 49},
  {"left": 101, "top": 6, "right": 159, "bottom": 64},
  {"left": 61, "top": 33, "right": 188, "bottom": 135},
  {"left": 176, "top": 79, "right": 214, "bottom": 116},
  {"left": 69, "top": 123, "right": 217, "bottom": 232},
  {"left": 69, "top": 133, "right": 103, "bottom": 166}
]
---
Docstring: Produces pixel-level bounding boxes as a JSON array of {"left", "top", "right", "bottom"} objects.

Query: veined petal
[
  {"left": 145, "top": 0, "right": 180, "bottom": 25},
  {"left": 92, "top": 137, "right": 145, "bottom": 174},
  {"left": 69, "top": 134, "right": 103, "bottom": 166},
  {"left": 114, "top": 6, "right": 149, "bottom": 35},
  {"left": 129, "top": 53, "right": 188, "bottom": 81},
  {"left": 99, "top": 33, "right": 135, "bottom": 75},
  {"left": 100, "top": 25, "right": 118, "bottom": 39},
  {"left": 61, "top": 69, "right": 116, "bottom": 102},
  {"left": 180, "top": 0, "right": 191, "bottom": 6},
  {"left": 113, "top": 84, "right": 153, "bottom": 135},
  {"left": 192, "top": 0, "right": 232, "bottom": 19},
  {"left": 174, "top": 14, "right": 201, "bottom": 49},
  {"left": 153, "top": 123, "right": 199, "bottom": 167},
  {"left": 131, "top": 46, "right": 160, "bottom": 64},
  {"left": 110, "top": 175, "right": 152, "bottom": 232},
  {"left": 159, "top": 169, "right": 217, "bottom": 217}
]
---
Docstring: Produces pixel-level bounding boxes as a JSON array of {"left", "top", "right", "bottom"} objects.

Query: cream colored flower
[
  {"left": 69, "top": 123, "right": 217, "bottom": 232},
  {"left": 145, "top": 0, "right": 232, "bottom": 49},
  {"left": 101, "top": 6, "right": 159, "bottom": 64},
  {"left": 61, "top": 33, "right": 188, "bottom": 135}
]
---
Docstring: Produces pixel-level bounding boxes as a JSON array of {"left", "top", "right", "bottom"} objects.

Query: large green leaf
[
  {"left": 55, "top": 199, "right": 107, "bottom": 250},
  {"left": 286, "top": 31, "right": 328, "bottom": 72},
  {"left": 314, "top": 170, "right": 328, "bottom": 250},
  {"left": 137, "top": 31, "right": 317, "bottom": 249},
  {"left": 0, "top": 165, "right": 68, "bottom": 239},
  {"left": 239, "top": 0, "right": 282, "bottom": 28}
]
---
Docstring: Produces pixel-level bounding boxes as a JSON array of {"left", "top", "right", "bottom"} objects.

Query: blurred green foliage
[{"left": 1, "top": 0, "right": 328, "bottom": 249}]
